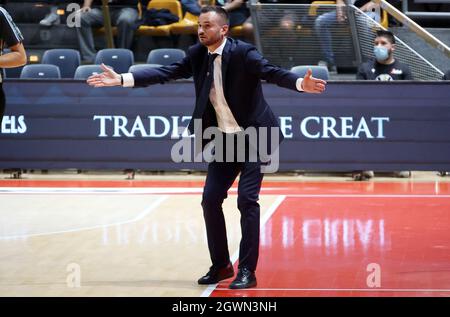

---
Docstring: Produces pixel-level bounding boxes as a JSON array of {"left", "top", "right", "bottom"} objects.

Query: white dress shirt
[{"left": 207, "top": 37, "right": 242, "bottom": 133}]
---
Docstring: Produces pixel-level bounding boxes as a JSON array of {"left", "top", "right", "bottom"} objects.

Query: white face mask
[{"left": 373, "top": 46, "right": 389, "bottom": 62}]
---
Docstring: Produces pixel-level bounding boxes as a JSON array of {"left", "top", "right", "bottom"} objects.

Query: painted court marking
[
  {"left": 1, "top": 187, "right": 450, "bottom": 198},
  {"left": 1, "top": 181, "right": 449, "bottom": 296},
  {"left": 0, "top": 195, "right": 168, "bottom": 240},
  {"left": 0, "top": 187, "right": 277, "bottom": 195},
  {"left": 212, "top": 288, "right": 450, "bottom": 293}
]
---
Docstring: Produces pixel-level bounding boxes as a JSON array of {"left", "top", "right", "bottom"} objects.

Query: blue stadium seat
[
  {"left": 3, "top": 65, "right": 24, "bottom": 79},
  {"left": 20, "top": 64, "right": 61, "bottom": 79},
  {"left": 74, "top": 65, "right": 104, "bottom": 79},
  {"left": 94, "top": 48, "right": 134, "bottom": 74},
  {"left": 42, "top": 49, "right": 81, "bottom": 78},
  {"left": 128, "top": 64, "right": 163, "bottom": 73},
  {"left": 147, "top": 48, "right": 186, "bottom": 66},
  {"left": 290, "top": 65, "right": 330, "bottom": 80}
]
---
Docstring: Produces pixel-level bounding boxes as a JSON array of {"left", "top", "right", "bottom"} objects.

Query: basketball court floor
[{"left": 0, "top": 171, "right": 449, "bottom": 297}]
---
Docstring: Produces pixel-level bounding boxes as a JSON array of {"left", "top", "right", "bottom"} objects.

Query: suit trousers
[{"left": 201, "top": 132, "right": 264, "bottom": 272}]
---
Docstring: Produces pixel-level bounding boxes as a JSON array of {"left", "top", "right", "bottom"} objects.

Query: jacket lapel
[{"left": 221, "top": 38, "right": 232, "bottom": 93}]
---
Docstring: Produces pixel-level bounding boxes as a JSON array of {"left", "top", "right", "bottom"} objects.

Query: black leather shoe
[
  {"left": 229, "top": 267, "right": 257, "bottom": 289},
  {"left": 197, "top": 263, "right": 234, "bottom": 285}
]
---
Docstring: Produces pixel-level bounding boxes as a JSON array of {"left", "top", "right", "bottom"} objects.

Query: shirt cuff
[
  {"left": 296, "top": 78, "right": 304, "bottom": 92},
  {"left": 122, "top": 73, "right": 135, "bottom": 87}
]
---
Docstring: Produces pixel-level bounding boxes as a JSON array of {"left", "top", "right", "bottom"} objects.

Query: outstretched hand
[
  {"left": 301, "top": 69, "right": 327, "bottom": 94},
  {"left": 86, "top": 63, "right": 121, "bottom": 87}
]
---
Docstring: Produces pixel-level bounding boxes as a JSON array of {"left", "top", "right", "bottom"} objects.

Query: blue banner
[{"left": 1, "top": 80, "right": 449, "bottom": 171}]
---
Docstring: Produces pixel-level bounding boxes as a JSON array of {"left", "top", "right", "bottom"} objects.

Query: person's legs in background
[
  {"left": 40, "top": 0, "right": 61, "bottom": 26},
  {"left": 229, "top": 8, "right": 249, "bottom": 28},
  {"left": 314, "top": 10, "right": 338, "bottom": 72},
  {"left": 113, "top": 7, "right": 139, "bottom": 50},
  {"left": 241, "top": 16, "right": 254, "bottom": 43},
  {"left": 75, "top": 8, "right": 104, "bottom": 63},
  {"left": 229, "top": 8, "right": 253, "bottom": 43},
  {"left": 180, "top": 0, "right": 202, "bottom": 16}
]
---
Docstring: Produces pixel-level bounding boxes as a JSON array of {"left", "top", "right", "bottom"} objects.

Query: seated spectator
[
  {"left": 259, "top": 0, "right": 309, "bottom": 31},
  {"left": 355, "top": 29, "right": 412, "bottom": 180},
  {"left": 356, "top": 30, "right": 412, "bottom": 80},
  {"left": 76, "top": 0, "right": 139, "bottom": 63},
  {"left": 314, "top": 0, "right": 381, "bottom": 73},
  {"left": 202, "top": 0, "right": 300, "bottom": 42}
]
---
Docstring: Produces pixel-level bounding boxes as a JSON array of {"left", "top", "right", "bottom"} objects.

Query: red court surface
[
  {"left": 1, "top": 179, "right": 449, "bottom": 297},
  {"left": 212, "top": 183, "right": 450, "bottom": 297}
]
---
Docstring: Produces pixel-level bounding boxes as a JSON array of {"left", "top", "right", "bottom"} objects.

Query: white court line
[
  {"left": 1, "top": 187, "right": 450, "bottom": 198},
  {"left": 212, "top": 288, "right": 450, "bottom": 293},
  {"left": 200, "top": 195, "right": 287, "bottom": 298},
  {"left": 288, "top": 194, "right": 450, "bottom": 198},
  {"left": 0, "top": 195, "right": 168, "bottom": 240},
  {"left": 0, "top": 187, "right": 206, "bottom": 194},
  {"left": 0, "top": 187, "right": 274, "bottom": 195}
]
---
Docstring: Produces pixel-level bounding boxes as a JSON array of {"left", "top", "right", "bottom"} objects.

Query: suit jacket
[{"left": 131, "top": 38, "right": 301, "bottom": 152}]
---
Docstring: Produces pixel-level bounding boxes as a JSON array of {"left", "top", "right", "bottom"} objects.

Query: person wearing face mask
[
  {"left": 354, "top": 29, "right": 412, "bottom": 180},
  {"left": 356, "top": 29, "right": 412, "bottom": 81}
]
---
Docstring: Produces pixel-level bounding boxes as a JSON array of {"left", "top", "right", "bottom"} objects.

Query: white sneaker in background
[
  {"left": 352, "top": 170, "right": 374, "bottom": 181},
  {"left": 318, "top": 60, "right": 337, "bottom": 74},
  {"left": 40, "top": 10, "right": 60, "bottom": 26},
  {"left": 394, "top": 171, "right": 411, "bottom": 178}
]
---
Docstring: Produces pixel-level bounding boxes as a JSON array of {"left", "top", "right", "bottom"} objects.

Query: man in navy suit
[{"left": 88, "top": 6, "right": 326, "bottom": 289}]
